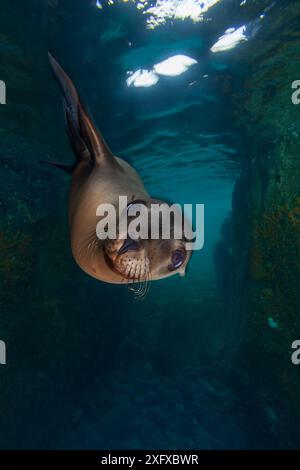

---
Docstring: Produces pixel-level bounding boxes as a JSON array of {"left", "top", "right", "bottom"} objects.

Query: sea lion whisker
[
  {"left": 132, "top": 257, "right": 151, "bottom": 301},
  {"left": 78, "top": 233, "right": 100, "bottom": 261},
  {"left": 127, "top": 258, "right": 146, "bottom": 301},
  {"left": 77, "top": 231, "right": 96, "bottom": 254},
  {"left": 78, "top": 229, "right": 96, "bottom": 248},
  {"left": 144, "top": 268, "right": 152, "bottom": 298}
]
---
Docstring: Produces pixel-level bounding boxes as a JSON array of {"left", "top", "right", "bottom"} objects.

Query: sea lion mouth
[{"left": 103, "top": 250, "right": 148, "bottom": 282}]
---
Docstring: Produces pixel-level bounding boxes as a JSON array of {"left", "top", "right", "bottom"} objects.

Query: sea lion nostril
[{"left": 118, "top": 238, "right": 139, "bottom": 255}]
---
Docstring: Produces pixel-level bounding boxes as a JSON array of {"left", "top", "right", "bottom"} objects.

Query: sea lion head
[{"left": 103, "top": 199, "right": 192, "bottom": 282}]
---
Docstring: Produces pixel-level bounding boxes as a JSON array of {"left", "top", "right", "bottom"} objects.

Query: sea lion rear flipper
[
  {"left": 48, "top": 52, "right": 116, "bottom": 170},
  {"left": 39, "top": 160, "right": 74, "bottom": 174},
  {"left": 48, "top": 52, "right": 79, "bottom": 127},
  {"left": 64, "top": 102, "right": 90, "bottom": 164}
]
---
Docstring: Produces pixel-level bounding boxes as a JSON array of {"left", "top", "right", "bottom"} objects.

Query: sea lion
[{"left": 46, "top": 53, "right": 192, "bottom": 287}]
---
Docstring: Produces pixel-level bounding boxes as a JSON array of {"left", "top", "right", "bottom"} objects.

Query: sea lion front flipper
[{"left": 48, "top": 52, "right": 116, "bottom": 170}]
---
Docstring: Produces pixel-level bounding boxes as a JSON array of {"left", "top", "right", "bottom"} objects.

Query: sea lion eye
[{"left": 170, "top": 249, "right": 186, "bottom": 270}]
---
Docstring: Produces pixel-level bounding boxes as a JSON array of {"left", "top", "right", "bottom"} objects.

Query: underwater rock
[{"left": 217, "top": 0, "right": 300, "bottom": 449}]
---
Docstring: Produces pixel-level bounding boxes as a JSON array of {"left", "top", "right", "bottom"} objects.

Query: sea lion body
[{"left": 47, "top": 54, "right": 191, "bottom": 285}]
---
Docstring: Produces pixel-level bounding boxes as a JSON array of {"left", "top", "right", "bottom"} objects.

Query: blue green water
[{"left": 0, "top": 0, "right": 300, "bottom": 450}]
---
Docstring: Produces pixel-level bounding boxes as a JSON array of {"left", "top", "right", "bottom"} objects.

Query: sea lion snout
[
  {"left": 103, "top": 235, "right": 190, "bottom": 282},
  {"left": 104, "top": 239, "right": 149, "bottom": 281}
]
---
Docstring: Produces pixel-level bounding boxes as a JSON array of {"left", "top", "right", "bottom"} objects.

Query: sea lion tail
[{"left": 47, "top": 52, "right": 115, "bottom": 172}]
